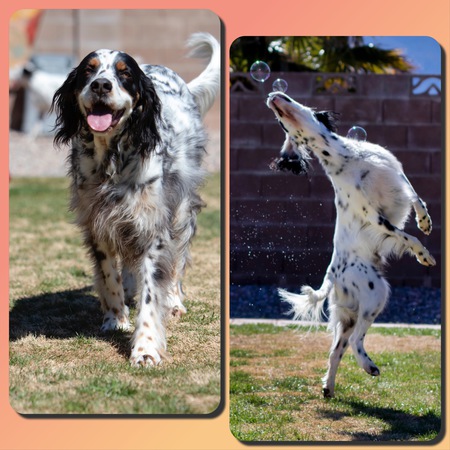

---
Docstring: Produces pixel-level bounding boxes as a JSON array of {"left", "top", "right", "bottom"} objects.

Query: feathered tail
[
  {"left": 279, "top": 276, "right": 333, "bottom": 323},
  {"left": 186, "top": 32, "right": 220, "bottom": 118}
]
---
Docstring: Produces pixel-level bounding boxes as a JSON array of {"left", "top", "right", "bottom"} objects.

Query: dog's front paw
[
  {"left": 416, "top": 248, "right": 436, "bottom": 267},
  {"left": 101, "top": 307, "right": 131, "bottom": 332},
  {"left": 130, "top": 343, "right": 162, "bottom": 367},
  {"left": 416, "top": 213, "right": 432, "bottom": 235}
]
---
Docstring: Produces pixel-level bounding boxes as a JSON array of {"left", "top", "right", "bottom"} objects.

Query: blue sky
[{"left": 363, "top": 36, "right": 442, "bottom": 74}]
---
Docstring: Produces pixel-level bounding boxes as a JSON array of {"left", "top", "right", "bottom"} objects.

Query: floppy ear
[
  {"left": 314, "top": 111, "right": 339, "bottom": 133},
  {"left": 280, "top": 133, "right": 297, "bottom": 156},
  {"left": 269, "top": 134, "right": 309, "bottom": 175},
  {"left": 128, "top": 71, "right": 162, "bottom": 156},
  {"left": 51, "top": 68, "right": 84, "bottom": 147}
]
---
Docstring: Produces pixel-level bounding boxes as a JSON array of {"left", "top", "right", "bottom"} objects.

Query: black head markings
[
  {"left": 278, "top": 120, "right": 289, "bottom": 133},
  {"left": 314, "top": 110, "right": 339, "bottom": 132}
]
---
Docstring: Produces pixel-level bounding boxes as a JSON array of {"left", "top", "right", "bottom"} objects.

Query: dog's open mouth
[
  {"left": 86, "top": 103, "right": 125, "bottom": 133},
  {"left": 267, "top": 93, "right": 291, "bottom": 118},
  {"left": 272, "top": 103, "right": 285, "bottom": 118},
  {"left": 267, "top": 97, "right": 282, "bottom": 117}
]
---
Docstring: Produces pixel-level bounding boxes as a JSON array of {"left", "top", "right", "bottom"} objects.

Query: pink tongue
[{"left": 87, "top": 113, "right": 113, "bottom": 132}]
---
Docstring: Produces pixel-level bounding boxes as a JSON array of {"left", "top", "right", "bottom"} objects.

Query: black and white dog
[
  {"left": 51, "top": 33, "right": 220, "bottom": 367},
  {"left": 267, "top": 91, "right": 435, "bottom": 397}
]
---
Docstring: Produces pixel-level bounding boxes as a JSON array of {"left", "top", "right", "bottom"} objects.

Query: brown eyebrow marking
[
  {"left": 87, "top": 57, "right": 100, "bottom": 68},
  {"left": 116, "top": 60, "right": 128, "bottom": 71}
]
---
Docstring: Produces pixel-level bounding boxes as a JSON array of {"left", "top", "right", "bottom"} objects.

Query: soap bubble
[
  {"left": 250, "top": 60, "right": 271, "bottom": 82},
  {"left": 346, "top": 126, "right": 367, "bottom": 141},
  {"left": 272, "top": 78, "right": 288, "bottom": 93}
]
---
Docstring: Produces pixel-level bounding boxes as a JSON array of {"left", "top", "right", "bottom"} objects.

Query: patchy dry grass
[
  {"left": 230, "top": 324, "right": 441, "bottom": 442},
  {"left": 9, "top": 174, "right": 221, "bottom": 415}
]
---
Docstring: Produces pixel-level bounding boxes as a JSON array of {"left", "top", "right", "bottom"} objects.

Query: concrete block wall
[
  {"left": 31, "top": 9, "right": 221, "bottom": 121},
  {"left": 32, "top": 9, "right": 221, "bottom": 83},
  {"left": 13, "top": 9, "right": 221, "bottom": 171},
  {"left": 230, "top": 73, "right": 442, "bottom": 288}
]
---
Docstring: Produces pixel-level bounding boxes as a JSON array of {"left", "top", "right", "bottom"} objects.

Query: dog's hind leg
[
  {"left": 322, "top": 303, "right": 356, "bottom": 398},
  {"left": 167, "top": 190, "right": 206, "bottom": 317},
  {"left": 350, "top": 316, "right": 381, "bottom": 376},
  {"left": 349, "top": 274, "right": 390, "bottom": 377},
  {"left": 122, "top": 265, "right": 137, "bottom": 305},
  {"left": 167, "top": 192, "right": 205, "bottom": 318},
  {"left": 167, "top": 281, "right": 187, "bottom": 318}
]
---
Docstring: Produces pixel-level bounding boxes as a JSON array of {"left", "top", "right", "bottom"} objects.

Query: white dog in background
[{"left": 11, "top": 61, "right": 66, "bottom": 137}]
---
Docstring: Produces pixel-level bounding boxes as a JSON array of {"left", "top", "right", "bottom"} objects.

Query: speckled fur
[
  {"left": 267, "top": 92, "right": 435, "bottom": 397},
  {"left": 52, "top": 33, "right": 220, "bottom": 366}
]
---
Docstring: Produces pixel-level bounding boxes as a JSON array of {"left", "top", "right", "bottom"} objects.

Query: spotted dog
[
  {"left": 51, "top": 33, "right": 220, "bottom": 367},
  {"left": 267, "top": 91, "right": 435, "bottom": 398}
]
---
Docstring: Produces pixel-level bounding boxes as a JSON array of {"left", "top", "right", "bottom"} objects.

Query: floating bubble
[
  {"left": 250, "top": 60, "right": 271, "bottom": 82},
  {"left": 346, "top": 126, "right": 367, "bottom": 141},
  {"left": 272, "top": 78, "right": 288, "bottom": 93}
]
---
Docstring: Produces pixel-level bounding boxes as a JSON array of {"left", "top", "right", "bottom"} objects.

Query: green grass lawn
[
  {"left": 230, "top": 324, "right": 441, "bottom": 442},
  {"left": 9, "top": 174, "right": 221, "bottom": 415}
]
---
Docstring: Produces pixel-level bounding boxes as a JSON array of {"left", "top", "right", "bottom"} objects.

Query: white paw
[
  {"left": 100, "top": 307, "right": 131, "bottom": 332},
  {"left": 416, "top": 249, "right": 436, "bottom": 267},
  {"left": 167, "top": 290, "right": 187, "bottom": 318},
  {"left": 130, "top": 342, "right": 162, "bottom": 367},
  {"left": 416, "top": 214, "right": 432, "bottom": 235}
]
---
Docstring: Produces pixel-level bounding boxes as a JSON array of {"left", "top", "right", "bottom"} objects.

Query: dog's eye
[
  {"left": 120, "top": 70, "right": 132, "bottom": 79},
  {"left": 85, "top": 65, "right": 97, "bottom": 75}
]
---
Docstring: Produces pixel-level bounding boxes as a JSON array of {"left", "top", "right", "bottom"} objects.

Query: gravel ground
[
  {"left": 230, "top": 284, "right": 442, "bottom": 325},
  {"left": 9, "top": 132, "right": 68, "bottom": 177}
]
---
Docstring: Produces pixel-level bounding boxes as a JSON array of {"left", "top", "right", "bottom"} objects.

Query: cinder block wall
[
  {"left": 32, "top": 9, "right": 221, "bottom": 83},
  {"left": 230, "top": 73, "right": 442, "bottom": 288},
  {"left": 19, "top": 9, "right": 221, "bottom": 170}
]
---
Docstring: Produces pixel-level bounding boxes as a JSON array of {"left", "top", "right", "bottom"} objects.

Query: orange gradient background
[{"left": 1, "top": 0, "right": 449, "bottom": 449}]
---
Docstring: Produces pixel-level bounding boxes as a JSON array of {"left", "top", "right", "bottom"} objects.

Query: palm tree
[
  {"left": 230, "top": 36, "right": 415, "bottom": 74},
  {"left": 282, "top": 36, "right": 414, "bottom": 73}
]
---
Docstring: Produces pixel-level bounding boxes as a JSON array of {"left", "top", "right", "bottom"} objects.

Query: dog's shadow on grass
[
  {"left": 318, "top": 398, "right": 441, "bottom": 441},
  {"left": 9, "top": 287, "right": 132, "bottom": 359}
]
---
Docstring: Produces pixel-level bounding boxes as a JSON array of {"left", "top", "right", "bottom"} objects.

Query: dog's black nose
[{"left": 90, "top": 78, "right": 113, "bottom": 94}]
